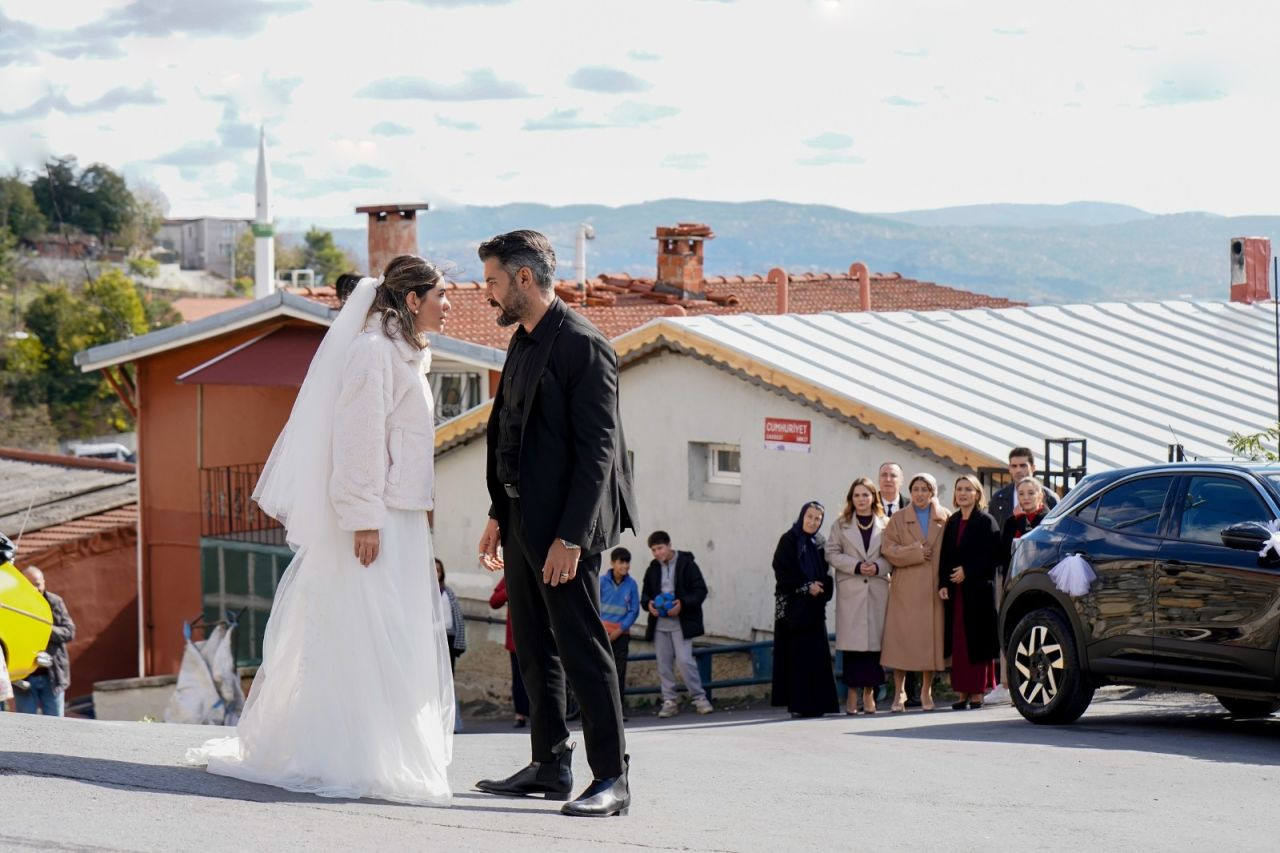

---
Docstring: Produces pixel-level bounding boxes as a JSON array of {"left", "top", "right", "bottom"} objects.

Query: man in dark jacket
[
  {"left": 641, "top": 531, "right": 712, "bottom": 718},
  {"left": 16, "top": 566, "right": 75, "bottom": 716},
  {"left": 989, "top": 446, "right": 1059, "bottom": 529},
  {"left": 476, "top": 230, "right": 637, "bottom": 818}
]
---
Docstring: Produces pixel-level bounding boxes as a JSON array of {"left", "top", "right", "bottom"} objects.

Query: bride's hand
[{"left": 355, "top": 529, "right": 380, "bottom": 567}]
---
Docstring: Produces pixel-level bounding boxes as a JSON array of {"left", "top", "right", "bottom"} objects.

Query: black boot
[
  {"left": 476, "top": 740, "right": 574, "bottom": 800},
  {"left": 561, "top": 754, "right": 630, "bottom": 818}
]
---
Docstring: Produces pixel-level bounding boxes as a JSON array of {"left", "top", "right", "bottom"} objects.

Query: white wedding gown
[{"left": 186, "top": 279, "right": 453, "bottom": 806}]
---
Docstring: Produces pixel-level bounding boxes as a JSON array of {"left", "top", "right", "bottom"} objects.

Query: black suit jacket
[
  {"left": 640, "top": 551, "right": 708, "bottom": 641},
  {"left": 989, "top": 482, "right": 1058, "bottom": 529},
  {"left": 486, "top": 298, "right": 637, "bottom": 561}
]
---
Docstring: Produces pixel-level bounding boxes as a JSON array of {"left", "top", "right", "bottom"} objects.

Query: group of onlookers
[
  {"left": 771, "top": 448, "right": 1058, "bottom": 717},
  {"left": 474, "top": 447, "right": 1059, "bottom": 722}
]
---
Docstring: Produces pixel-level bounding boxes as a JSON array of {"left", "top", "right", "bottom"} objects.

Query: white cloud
[
  {"left": 4, "top": 0, "right": 1275, "bottom": 218},
  {"left": 0, "top": 84, "right": 163, "bottom": 122},
  {"left": 662, "top": 153, "right": 709, "bottom": 170},
  {"left": 358, "top": 70, "right": 532, "bottom": 100},
  {"left": 803, "top": 132, "right": 853, "bottom": 150},
  {"left": 567, "top": 66, "right": 652, "bottom": 94},
  {"left": 371, "top": 121, "right": 413, "bottom": 136}
]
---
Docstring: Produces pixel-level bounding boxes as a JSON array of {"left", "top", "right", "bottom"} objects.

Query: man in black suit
[
  {"left": 475, "top": 230, "right": 638, "bottom": 818},
  {"left": 988, "top": 446, "right": 1059, "bottom": 529},
  {"left": 877, "top": 461, "right": 909, "bottom": 517}
]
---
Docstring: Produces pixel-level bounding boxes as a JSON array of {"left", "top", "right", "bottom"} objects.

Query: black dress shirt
[{"left": 495, "top": 306, "right": 555, "bottom": 485}]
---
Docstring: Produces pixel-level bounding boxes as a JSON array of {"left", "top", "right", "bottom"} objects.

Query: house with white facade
[{"left": 431, "top": 295, "right": 1274, "bottom": 643}]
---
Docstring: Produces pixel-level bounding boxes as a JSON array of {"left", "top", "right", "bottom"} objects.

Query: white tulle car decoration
[{"left": 1048, "top": 553, "right": 1097, "bottom": 597}]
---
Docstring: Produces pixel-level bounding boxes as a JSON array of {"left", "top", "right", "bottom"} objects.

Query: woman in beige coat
[
  {"left": 825, "top": 477, "right": 891, "bottom": 715},
  {"left": 881, "top": 473, "right": 949, "bottom": 712}
]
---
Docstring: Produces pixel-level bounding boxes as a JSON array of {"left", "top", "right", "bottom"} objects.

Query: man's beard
[{"left": 491, "top": 290, "right": 528, "bottom": 327}]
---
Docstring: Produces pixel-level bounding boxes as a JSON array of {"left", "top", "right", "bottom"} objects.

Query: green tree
[
  {"left": 138, "top": 288, "right": 182, "bottom": 330},
  {"left": 83, "top": 267, "right": 149, "bottom": 341},
  {"left": 31, "top": 157, "right": 138, "bottom": 247},
  {"left": 77, "top": 163, "right": 134, "bottom": 243},
  {"left": 301, "top": 226, "right": 354, "bottom": 285},
  {"left": 0, "top": 174, "right": 47, "bottom": 242},
  {"left": 31, "top": 156, "right": 87, "bottom": 232},
  {"left": 1229, "top": 424, "right": 1280, "bottom": 461},
  {"left": 15, "top": 270, "right": 150, "bottom": 437}
]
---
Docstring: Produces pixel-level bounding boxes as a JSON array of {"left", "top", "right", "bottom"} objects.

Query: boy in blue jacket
[{"left": 600, "top": 547, "right": 640, "bottom": 716}]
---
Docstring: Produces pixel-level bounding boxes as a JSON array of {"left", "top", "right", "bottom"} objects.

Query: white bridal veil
[{"left": 253, "top": 277, "right": 378, "bottom": 550}]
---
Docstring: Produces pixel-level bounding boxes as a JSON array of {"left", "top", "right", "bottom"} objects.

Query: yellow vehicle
[{"left": 0, "top": 559, "right": 53, "bottom": 680}]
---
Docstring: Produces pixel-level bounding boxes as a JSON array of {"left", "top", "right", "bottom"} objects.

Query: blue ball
[{"left": 654, "top": 592, "right": 676, "bottom": 616}]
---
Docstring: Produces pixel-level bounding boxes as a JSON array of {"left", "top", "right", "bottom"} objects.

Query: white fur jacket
[{"left": 329, "top": 315, "right": 436, "bottom": 531}]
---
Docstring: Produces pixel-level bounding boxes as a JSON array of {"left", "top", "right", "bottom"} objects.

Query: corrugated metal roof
[
  {"left": 653, "top": 301, "right": 1271, "bottom": 471},
  {"left": 0, "top": 457, "right": 137, "bottom": 535}
]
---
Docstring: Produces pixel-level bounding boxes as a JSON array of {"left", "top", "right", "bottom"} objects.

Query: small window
[
  {"left": 1092, "top": 476, "right": 1175, "bottom": 538},
  {"left": 1177, "top": 476, "right": 1272, "bottom": 545},
  {"left": 430, "top": 371, "right": 482, "bottom": 422},
  {"left": 707, "top": 444, "right": 741, "bottom": 486}
]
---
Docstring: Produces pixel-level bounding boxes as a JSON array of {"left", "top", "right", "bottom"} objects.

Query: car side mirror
[{"left": 1221, "top": 521, "right": 1272, "bottom": 552}]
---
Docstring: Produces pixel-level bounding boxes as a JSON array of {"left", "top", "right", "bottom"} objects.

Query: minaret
[{"left": 252, "top": 126, "right": 275, "bottom": 298}]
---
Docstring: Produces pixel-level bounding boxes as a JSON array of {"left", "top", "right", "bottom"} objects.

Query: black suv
[{"left": 1000, "top": 462, "right": 1280, "bottom": 724}]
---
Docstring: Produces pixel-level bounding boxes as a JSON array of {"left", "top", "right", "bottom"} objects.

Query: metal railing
[
  {"left": 623, "top": 633, "right": 854, "bottom": 700},
  {"left": 199, "top": 463, "right": 284, "bottom": 546}
]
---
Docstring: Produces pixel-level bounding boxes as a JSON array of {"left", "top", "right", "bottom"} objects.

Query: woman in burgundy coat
[{"left": 938, "top": 475, "right": 1001, "bottom": 709}]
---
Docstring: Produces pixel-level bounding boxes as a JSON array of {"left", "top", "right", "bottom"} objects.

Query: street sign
[{"left": 765, "top": 417, "right": 811, "bottom": 453}]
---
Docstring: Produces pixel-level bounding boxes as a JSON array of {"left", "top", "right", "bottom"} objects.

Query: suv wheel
[
  {"left": 1008, "top": 607, "right": 1094, "bottom": 725},
  {"left": 1216, "top": 696, "right": 1280, "bottom": 718}
]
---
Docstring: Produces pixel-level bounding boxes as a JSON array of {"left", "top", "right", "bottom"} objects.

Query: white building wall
[
  {"left": 433, "top": 439, "right": 502, "bottom": 606},
  {"left": 431, "top": 350, "right": 965, "bottom": 641}
]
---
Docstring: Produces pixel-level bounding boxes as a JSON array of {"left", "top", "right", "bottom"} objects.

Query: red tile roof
[
  {"left": 287, "top": 270, "right": 1021, "bottom": 350},
  {"left": 16, "top": 504, "right": 138, "bottom": 559},
  {"left": 172, "top": 297, "right": 252, "bottom": 323}
]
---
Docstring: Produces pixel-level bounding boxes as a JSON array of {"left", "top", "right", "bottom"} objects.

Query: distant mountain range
[{"left": 282, "top": 200, "right": 1279, "bottom": 305}]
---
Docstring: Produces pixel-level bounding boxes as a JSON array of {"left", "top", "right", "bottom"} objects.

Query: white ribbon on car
[
  {"left": 1048, "top": 553, "right": 1096, "bottom": 598},
  {"left": 1259, "top": 520, "right": 1280, "bottom": 559}
]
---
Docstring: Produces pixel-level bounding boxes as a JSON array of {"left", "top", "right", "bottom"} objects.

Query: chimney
[
  {"left": 654, "top": 223, "right": 714, "bottom": 300},
  {"left": 768, "top": 267, "right": 789, "bottom": 314},
  {"left": 356, "top": 203, "right": 430, "bottom": 278},
  {"left": 1229, "top": 237, "right": 1272, "bottom": 304},
  {"left": 849, "top": 262, "right": 871, "bottom": 311}
]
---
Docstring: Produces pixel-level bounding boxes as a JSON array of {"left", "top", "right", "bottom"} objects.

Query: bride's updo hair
[{"left": 371, "top": 254, "right": 444, "bottom": 350}]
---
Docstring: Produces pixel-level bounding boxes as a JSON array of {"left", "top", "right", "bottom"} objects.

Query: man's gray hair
[{"left": 477, "top": 229, "right": 557, "bottom": 291}]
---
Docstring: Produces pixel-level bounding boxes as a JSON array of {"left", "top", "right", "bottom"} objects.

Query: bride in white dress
[{"left": 187, "top": 256, "right": 455, "bottom": 806}]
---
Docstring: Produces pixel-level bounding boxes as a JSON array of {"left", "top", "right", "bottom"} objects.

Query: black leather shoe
[
  {"left": 476, "top": 741, "right": 574, "bottom": 800},
  {"left": 561, "top": 754, "right": 630, "bottom": 818}
]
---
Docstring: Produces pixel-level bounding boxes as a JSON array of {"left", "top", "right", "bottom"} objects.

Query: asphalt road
[{"left": 3, "top": 690, "right": 1279, "bottom": 852}]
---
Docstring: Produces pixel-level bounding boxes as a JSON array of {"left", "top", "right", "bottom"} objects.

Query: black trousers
[
  {"left": 611, "top": 634, "right": 630, "bottom": 706},
  {"left": 503, "top": 497, "right": 625, "bottom": 779},
  {"left": 509, "top": 651, "right": 530, "bottom": 717}
]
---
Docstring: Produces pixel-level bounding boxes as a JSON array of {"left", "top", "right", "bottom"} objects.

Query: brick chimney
[
  {"left": 356, "top": 203, "right": 430, "bottom": 278},
  {"left": 654, "top": 223, "right": 714, "bottom": 300},
  {"left": 1230, "top": 237, "right": 1272, "bottom": 303}
]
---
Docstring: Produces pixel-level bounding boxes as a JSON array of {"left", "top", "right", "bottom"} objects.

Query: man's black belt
[{"left": 503, "top": 483, "right": 520, "bottom": 498}]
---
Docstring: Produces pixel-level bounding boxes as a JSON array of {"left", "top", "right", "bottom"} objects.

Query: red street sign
[{"left": 765, "top": 417, "right": 811, "bottom": 453}]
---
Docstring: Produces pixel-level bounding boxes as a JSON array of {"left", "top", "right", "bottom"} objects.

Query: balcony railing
[{"left": 199, "top": 463, "right": 285, "bottom": 546}]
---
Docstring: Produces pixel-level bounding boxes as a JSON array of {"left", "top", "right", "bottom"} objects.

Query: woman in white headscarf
[{"left": 187, "top": 255, "right": 456, "bottom": 806}]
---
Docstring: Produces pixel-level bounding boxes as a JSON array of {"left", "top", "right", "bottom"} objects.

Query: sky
[{"left": 2, "top": 0, "right": 1276, "bottom": 224}]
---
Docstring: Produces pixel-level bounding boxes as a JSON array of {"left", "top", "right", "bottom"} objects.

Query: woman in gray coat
[{"left": 825, "top": 477, "right": 891, "bottom": 715}]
